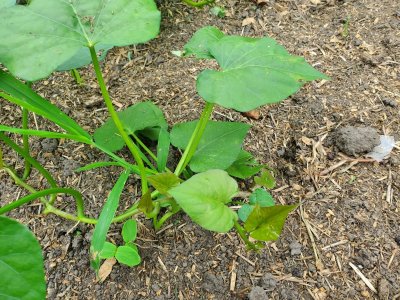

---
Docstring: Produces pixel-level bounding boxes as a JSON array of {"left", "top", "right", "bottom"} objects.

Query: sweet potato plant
[{"left": 0, "top": 0, "right": 328, "bottom": 297}]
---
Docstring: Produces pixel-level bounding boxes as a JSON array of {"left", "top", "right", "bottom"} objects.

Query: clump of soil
[{"left": 334, "top": 126, "right": 380, "bottom": 156}]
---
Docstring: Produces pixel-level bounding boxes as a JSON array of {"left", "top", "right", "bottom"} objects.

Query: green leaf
[
  {"left": 249, "top": 188, "right": 275, "bottom": 207},
  {"left": 56, "top": 44, "right": 112, "bottom": 71},
  {"left": 210, "top": 6, "right": 226, "bottom": 18},
  {"left": 122, "top": 219, "right": 137, "bottom": 243},
  {"left": 244, "top": 204, "right": 298, "bottom": 241},
  {"left": 94, "top": 101, "right": 167, "bottom": 152},
  {"left": 99, "top": 242, "right": 117, "bottom": 259},
  {"left": 147, "top": 172, "right": 181, "bottom": 195},
  {"left": 254, "top": 169, "right": 276, "bottom": 189},
  {"left": 138, "top": 190, "right": 153, "bottom": 215},
  {"left": 169, "top": 170, "right": 238, "bottom": 233},
  {"left": 183, "top": 26, "right": 224, "bottom": 59},
  {"left": 90, "top": 170, "right": 130, "bottom": 273},
  {"left": 75, "top": 161, "right": 126, "bottom": 172},
  {"left": 115, "top": 245, "right": 141, "bottom": 267},
  {"left": 237, "top": 204, "right": 253, "bottom": 223},
  {"left": 171, "top": 121, "right": 250, "bottom": 172},
  {"left": 156, "top": 128, "right": 170, "bottom": 172},
  {"left": 0, "top": 0, "right": 161, "bottom": 81},
  {"left": 188, "top": 27, "right": 329, "bottom": 112},
  {"left": 226, "top": 150, "right": 263, "bottom": 179},
  {"left": 0, "top": 69, "right": 91, "bottom": 140},
  {"left": 0, "top": 216, "right": 46, "bottom": 300},
  {"left": 0, "top": 0, "right": 15, "bottom": 9}
]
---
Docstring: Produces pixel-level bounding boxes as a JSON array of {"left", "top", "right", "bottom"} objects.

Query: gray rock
[
  {"left": 248, "top": 286, "right": 268, "bottom": 300},
  {"left": 335, "top": 126, "right": 380, "bottom": 156},
  {"left": 41, "top": 138, "right": 59, "bottom": 152},
  {"left": 260, "top": 273, "right": 277, "bottom": 291},
  {"left": 289, "top": 240, "right": 302, "bottom": 256}
]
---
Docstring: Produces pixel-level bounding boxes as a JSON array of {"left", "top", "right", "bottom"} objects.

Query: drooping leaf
[
  {"left": 244, "top": 204, "right": 298, "bottom": 241},
  {"left": 226, "top": 150, "right": 263, "bottom": 179},
  {"left": 90, "top": 170, "right": 130, "bottom": 273},
  {"left": 184, "top": 26, "right": 329, "bottom": 112},
  {"left": 94, "top": 101, "right": 167, "bottom": 152},
  {"left": 249, "top": 188, "right": 275, "bottom": 207},
  {"left": 0, "top": 216, "right": 46, "bottom": 300},
  {"left": 122, "top": 219, "right": 137, "bottom": 243},
  {"left": 171, "top": 121, "right": 250, "bottom": 172},
  {"left": 147, "top": 172, "right": 181, "bottom": 195},
  {"left": 138, "top": 190, "right": 153, "bottom": 215},
  {"left": 156, "top": 128, "right": 170, "bottom": 172},
  {"left": 169, "top": 169, "right": 238, "bottom": 232},
  {"left": 115, "top": 245, "right": 141, "bottom": 267},
  {"left": 0, "top": 0, "right": 161, "bottom": 81},
  {"left": 56, "top": 44, "right": 113, "bottom": 71},
  {"left": 183, "top": 26, "right": 224, "bottom": 59},
  {"left": 0, "top": 69, "right": 91, "bottom": 140},
  {"left": 237, "top": 204, "right": 253, "bottom": 223},
  {"left": 99, "top": 242, "right": 117, "bottom": 259},
  {"left": 254, "top": 169, "right": 276, "bottom": 189}
]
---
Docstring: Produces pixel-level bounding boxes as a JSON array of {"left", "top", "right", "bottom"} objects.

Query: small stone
[
  {"left": 259, "top": 273, "right": 277, "bottom": 291},
  {"left": 378, "top": 278, "right": 390, "bottom": 299},
  {"left": 335, "top": 126, "right": 380, "bottom": 156},
  {"left": 41, "top": 138, "right": 59, "bottom": 152},
  {"left": 395, "top": 236, "right": 400, "bottom": 246},
  {"left": 289, "top": 240, "right": 302, "bottom": 256},
  {"left": 248, "top": 286, "right": 268, "bottom": 300}
]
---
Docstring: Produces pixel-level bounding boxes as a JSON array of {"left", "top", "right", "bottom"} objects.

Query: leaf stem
[
  {"left": 89, "top": 46, "right": 148, "bottom": 194},
  {"left": 233, "top": 219, "right": 258, "bottom": 251},
  {"left": 21, "top": 107, "right": 31, "bottom": 180},
  {"left": 174, "top": 102, "right": 214, "bottom": 176},
  {"left": 181, "top": 0, "right": 214, "bottom": 8}
]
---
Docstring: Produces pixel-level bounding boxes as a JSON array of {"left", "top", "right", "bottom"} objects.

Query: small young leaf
[
  {"left": 183, "top": 26, "right": 224, "bottom": 59},
  {"left": 156, "top": 128, "right": 170, "bottom": 172},
  {"left": 244, "top": 204, "right": 298, "bottom": 241},
  {"left": 171, "top": 121, "right": 250, "bottom": 172},
  {"left": 237, "top": 204, "right": 253, "bottom": 222},
  {"left": 99, "top": 242, "right": 117, "bottom": 259},
  {"left": 0, "top": 216, "right": 46, "bottom": 300},
  {"left": 226, "top": 150, "right": 263, "bottom": 179},
  {"left": 94, "top": 102, "right": 167, "bottom": 152},
  {"left": 122, "top": 219, "right": 137, "bottom": 243},
  {"left": 90, "top": 170, "right": 130, "bottom": 273},
  {"left": 254, "top": 169, "right": 276, "bottom": 189},
  {"left": 249, "top": 188, "right": 275, "bottom": 207},
  {"left": 147, "top": 172, "right": 181, "bottom": 195},
  {"left": 138, "top": 190, "right": 153, "bottom": 215},
  {"left": 210, "top": 6, "right": 226, "bottom": 18},
  {"left": 169, "top": 170, "right": 238, "bottom": 233},
  {"left": 115, "top": 246, "right": 141, "bottom": 267}
]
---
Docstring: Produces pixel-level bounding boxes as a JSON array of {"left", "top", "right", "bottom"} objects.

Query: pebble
[
  {"left": 248, "top": 286, "right": 268, "bottom": 300},
  {"left": 260, "top": 273, "right": 277, "bottom": 291},
  {"left": 289, "top": 240, "right": 302, "bottom": 256}
]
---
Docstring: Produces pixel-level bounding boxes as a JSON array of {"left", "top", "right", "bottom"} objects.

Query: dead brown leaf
[
  {"left": 242, "top": 109, "right": 261, "bottom": 120},
  {"left": 242, "top": 17, "right": 256, "bottom": 27},
  {"left": 98, "top": 258, "right": 117, "bottom": 282}
]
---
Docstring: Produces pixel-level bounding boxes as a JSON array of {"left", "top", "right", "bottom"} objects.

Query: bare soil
[{"left": 1, "top": 0, "right": 399, "bottom": 299}]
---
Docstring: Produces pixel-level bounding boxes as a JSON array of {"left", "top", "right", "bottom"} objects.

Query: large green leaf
[
  {"left": 0, "top": 0, "right": 161, "bottom": 81},
  {"left": 0, "top": 69, "right": 91, "bottom": 140},
  {"left": 0, "top": 0, "right": 15, "bottom": 9},
  {"left": 244, "top": 204, "right": 298, "bottom": 241},
  {"left": 169, "top": 170, "right": 238, "bottom": 233},
  {"left": 94, "top": 101, "right": 167, "bottom": 152},
  {"left": 0, "top": 216, "right": 46, "bottom": 300},
  {"left": 90, "top": 170, "right": 130, "bottom": 273},
  {"left": 170, "top": 121, "right": 250, "bottom": 172},
  {"left": 184, "top": 26, "right": 329, "bottom": 112}
]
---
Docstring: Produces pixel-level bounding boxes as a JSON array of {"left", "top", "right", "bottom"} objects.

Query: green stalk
[
  {"left": 174, "top": 102, "right": 214, "bottom": 176},
  {"left": 89, "top": 46, "right": 148, "bottom": 193},
  {"left": 71, "top": 69, "right": 84, "bottom": 85},
  {"left": 233, "top": 219, "right": 259, "bottom": 251},
  {"left": 21, "top": 107, "right": 31, "bottom": 180},
  {"left": 181, "top": 0, "right": 214, "bottom": 7}
]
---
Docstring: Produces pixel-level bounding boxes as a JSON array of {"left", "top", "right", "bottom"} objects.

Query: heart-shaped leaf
[
  {"left": 249, "top": 188, "right": 275, "bottom": 206},
  {"left": 170, "top": 121, "right": 250, "bottom": 172},
  {"left": 115, "top": 245, "right": 141, "bottom": 267},
  {"left": 94, "top": 101, "right": 167, "bottom": 152},
  {"left": 0, "top": 216, "right": 46, "bottom": 300},
  {"left": 244, "top": 204, "right": 298, "bottom": 241},
  {"left": 226, "top": 150, "right": 263, "bottom": 179},
  {"left": 122, "top": 219, "right": 137, "bottom": 243},
  {"left": 0, "top": 0, "right": 160, "bottom": 81},
  {"left": 169, "top": 169, "right": 238, "bottom": 232},
  {"left": 148, "top": 172, "right": 181, "bottom": 195},
  {"left": 184, "top": 26, "right": 329, "bottom": 112}
]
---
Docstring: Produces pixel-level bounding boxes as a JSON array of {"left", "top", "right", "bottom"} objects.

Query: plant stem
[
  {"left": 21, "top": 107, "right": 31, "bottom": 180},
  {"left": 233, "top": 219, "right": 258, "bottom": 251},
  {"left": 89, "top": 46, "right": 148, "bottom": 194},
  {"left": 174, "top": 102, "right": 214, "bottom": 176},
  {"left": 71, "top": 69, "right": 84, "bottom": 85},
  {"left": 181, "top": 0, "right": 214, "bottom": 8}
]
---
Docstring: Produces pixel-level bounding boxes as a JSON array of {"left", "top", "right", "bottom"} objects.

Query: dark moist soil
[{"left": 1, "top": 0, "right": 400, "bottom": 299}]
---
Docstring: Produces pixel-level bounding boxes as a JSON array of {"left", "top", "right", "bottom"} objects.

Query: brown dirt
[{"left": 1, "top": 0, "right": 400, "bottom": 299}]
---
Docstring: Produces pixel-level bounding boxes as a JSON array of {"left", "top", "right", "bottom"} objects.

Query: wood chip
[
  {"left": 98, "top": 258, "right": 116, "bottom": 282},
  {"left": 242, "top": 17, "right": 256, "bottom": 27}
]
